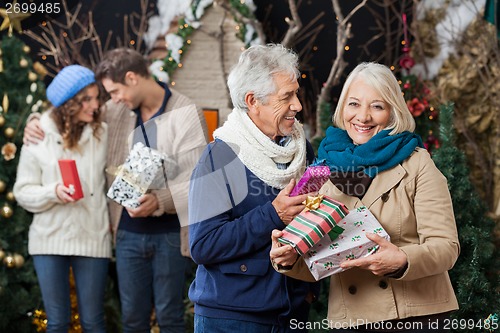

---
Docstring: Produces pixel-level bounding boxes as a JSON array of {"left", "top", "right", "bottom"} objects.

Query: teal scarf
[{"left": 318, "top": 127, "right": 424, "bottom": 178}]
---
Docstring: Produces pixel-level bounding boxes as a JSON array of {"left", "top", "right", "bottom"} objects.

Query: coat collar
[
  {"left": 321, "top": 163, "right": 407, "bottom": 209},
  {"left": 362, "top": 163, "right": 406, "bottom": 208}
]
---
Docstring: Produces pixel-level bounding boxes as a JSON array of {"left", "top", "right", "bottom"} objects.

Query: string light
[
  {"left": 171, "top": 81, "right": 176, "bottom": 86},
  {"left": 130, "top": 40, "right": 135, "bottom": 45},
  {"left": 62, "top": 32, "right": 67, "bottom": 37},
  {"left": 390, "top": 65, "right": 395, "bottom": 71},
  {"left": 313, "top": 46, "right": 318, "bottom": 51},
  {"left": 187, "top": 40, "right": 191, "bottom": 44},
  {"left": 178, "top": 63, "right": 183, "bottom": 68},
  {"left": 301, "top": 74, "right": 307, "bottom": 79},
  {"left": 344, "top": 46, "right": 350, "bottom": 51},
  {"left": 178, "top": 50, "right": 183, "bottom": 54},
  {"left": 41, "top": 55, "right": 46, "bottom": 60}
]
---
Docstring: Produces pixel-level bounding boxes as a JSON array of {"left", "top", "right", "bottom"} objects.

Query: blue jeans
[
  {"left": 33, "top": 255, "right": 109, "bottom": 333},
  {"left": 194, "top": 314, "right": 307, "bottom": 333},
  {"left": 116, "top": 230, "right": 189, "bottom": 333}
]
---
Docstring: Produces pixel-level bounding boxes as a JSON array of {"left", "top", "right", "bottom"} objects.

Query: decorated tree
[
  {"left": 0, "top": 34, "right": 46, "bottom": 332},
  {"left": 432, "top": 103, "right": 499, "bottom": 332}
]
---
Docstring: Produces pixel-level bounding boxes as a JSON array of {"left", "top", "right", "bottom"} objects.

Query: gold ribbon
[
  {"left": 302, "top": 194, "right": 323, "bottom": 211},
  {"left": 106, "top": 165, "right": 148, "bottom": 193}
]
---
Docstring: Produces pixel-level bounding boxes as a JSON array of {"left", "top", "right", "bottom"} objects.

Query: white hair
[
  {"left": 227, "top": 43, "right": 300, "bottom": 111},
  {"left": 333, "top": 62, "right": 416, "bottom": 134}
]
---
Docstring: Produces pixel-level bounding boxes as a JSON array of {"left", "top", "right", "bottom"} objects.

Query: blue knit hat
[{"left": 46, "top": 65, "right": 96, "bottom": 107}]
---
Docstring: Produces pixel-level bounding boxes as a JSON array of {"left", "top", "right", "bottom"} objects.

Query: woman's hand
[
  {"left": 56, "top": 184, "right": 76, "bottom": 203},
  {"left": 340, "top": 233, "right": 408, "bottom": 276},
  {"left": 270, "top": 229, "right": 299, "bottom": 267}
]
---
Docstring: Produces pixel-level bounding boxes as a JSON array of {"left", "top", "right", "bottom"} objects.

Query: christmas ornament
[
  {"left": 0, "top": 0, "right": 31, "bottom": 34},
  {"left": 2, "top": 93, "right": 8, "bottom": 113},
  {"left": 0, "top": 114, "right": 5, "bottom": 127},
  {"left": 6, "top": 191, "right": 15, "bottom": 202},
  {"left": 23, "top": 45, "right": 30, "bottom": 53},
  {"left": 3, "top": 255, "right": 15, "bottom": 268},
  {"left": 1, "top": 203, "right": 13, "bottom": 218},
  {"left": 13, "top": 253, "right": 24, "bottom": 268},
  {"left": 28, "top": 71, "right": 37, "bottom": 81},
  {"left": 1, "top": 142, "right": 16, "bottom": 161},
  {"left": 33, "top": 61, "right": 48, "bottom": 79},
  {"left": 31, "top": 104, "right": 39, "bottom": 113},
  {"left": 19, "top": 58, "right": 28, "bottom": 68},
  {"left": 30, "top": 82, "right": 37, "bottom": 92},
  {"left": 0, "top": 180, "right": 5, "bottom": 193},
  {"left": 4, "top": 127, "right": 14, "bottom": 138},
  {"left": 26, "top": 94, "right": 33, "bottom": 104}
]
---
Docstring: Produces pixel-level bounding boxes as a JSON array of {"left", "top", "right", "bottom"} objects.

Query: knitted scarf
[
  {"left": 318, "top": 127, "right": 424, "bottom": 178},
  {"left": 213, "top": 107, "right": 307, "bottom": 189}
]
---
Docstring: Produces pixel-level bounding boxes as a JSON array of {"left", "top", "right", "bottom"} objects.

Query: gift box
[
  {"left": 304, "top": 206, "right": 390, "bottom": 280},
  {"left": 278, "top": 195, "right": 349, "bottom": 255},
  {"left": 290, "top": 164, "right": 330, "bottom": 197},
  {"left": 107, "top": 142, "right": 165, "bottom": 209},
  {"left": 58, "top": 159, "right": 84, "bottom": 200}
]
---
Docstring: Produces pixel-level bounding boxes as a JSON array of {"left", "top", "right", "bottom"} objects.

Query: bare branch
[{"left": 281, "top": 0, "right": 303, "bottom": 47}]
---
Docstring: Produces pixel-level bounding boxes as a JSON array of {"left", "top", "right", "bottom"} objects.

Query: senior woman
[
  {"left": 271, "top": 62, "right": 459, "bottom": 332},
  {"left": 188, "top": 43, "right": 319, "bottom": 332}
]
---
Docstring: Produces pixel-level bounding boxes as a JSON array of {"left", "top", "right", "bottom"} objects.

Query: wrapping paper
[
  {"left": 278, "top": 195, "right": 349, "bottom": 255},
  {"left": 290, "top": 165, "right": 330, "bottom": 197},
  {"left": 304, "top": 206, "right": 390, "bottom": 280},
  {"left": 58, "top": 159, "right": 84, "bottom": 200},
  {"left": 107, "top": 142, "right": 165, "bottom": 209}
]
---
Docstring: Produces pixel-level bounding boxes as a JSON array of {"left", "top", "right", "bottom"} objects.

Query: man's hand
[
  {"left": 270, "top": 229, "right": 298, "bottom": 267},
  {"left": 126, "top": 193, "right": 159, "bottom": 218},
  {"left": 271, "top": 179, "right": 317, "bottom": 225},
  {"left": 340, "top": 233, "right": 408, "bottom": 276},
  {"left": 23, "top": 117, "right": 45, "bottom": 145}
]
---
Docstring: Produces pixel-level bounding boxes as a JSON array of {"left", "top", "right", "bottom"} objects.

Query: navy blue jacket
[{"left": 188, "top": 139, "right": 316, "bottom": 326}]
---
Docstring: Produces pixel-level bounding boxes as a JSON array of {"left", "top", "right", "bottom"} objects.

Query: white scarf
[{"left": 213, "top": 107, "right": 307, "bottom": 189}]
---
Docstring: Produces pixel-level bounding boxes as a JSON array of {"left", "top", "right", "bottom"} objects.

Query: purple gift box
[{"left": 290, "top": 165, "right": 330, "bottom": 197}]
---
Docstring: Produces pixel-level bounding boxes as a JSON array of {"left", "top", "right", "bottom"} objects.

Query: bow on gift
[
  {"left": 302, "top": 194, "right": 344, "bottom": 241},
  {"left": 303, "top": 195, "right": 324, "bottom": 211},
  {"left": 106, "top": 165, "right": 149, "bottom": 193}
]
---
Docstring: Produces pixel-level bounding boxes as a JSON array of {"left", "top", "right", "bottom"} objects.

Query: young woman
[{"left": 14, "top": 65, "right": 111, "bottom": 333}]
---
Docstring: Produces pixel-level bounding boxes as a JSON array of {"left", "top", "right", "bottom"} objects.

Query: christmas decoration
[
  {"left": 3, "top": 255, "right": 15, "bottom": 268},
  {"left": 3, "top": 127, "right": 14, "bottom": 139},
  {"left": 13, "top": 253, "right": 24, "bottom": 268},
  {"left": 19, "top": 58, "right": 28, "bottom": 68},
  {"left": 0, "top": 34, "right": 45, "bottom": 332},
  {"left": 1, "top": 203, "right": 13, "bottom": 218},
  {"left": 0, "top": 0, "right": 31, "bottom": 34},
  {"left": 5, "top": 191, "right": 14, "bottom": 202},
  {"left": 1, "top": 142, "right": 16, "bottom": 161},
  {"left": 432, "top": 103, "right": 500, "bottom": 331}
]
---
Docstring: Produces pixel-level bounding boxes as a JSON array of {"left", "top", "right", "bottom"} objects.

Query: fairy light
[
  {"left": 171, "top": 81, "right": 176, "bottom": 86},
  {"left": 178, "top": 63, "right": 183, "bottom": 68},
  {"left": 301, "top": 74, "right": 307, "bottom": 79},
  {"left": 390, "top": 65, "right": 395, "bottom": 71},
  {"left": 168, "top": 57, "right": 173, "bottom": 62},
  {"left": 41, "top": 55, "right": 46, "bottom": 60},
  {"left": 187, "top": 40, "right": 191, "bottom": 44},
  {"left": 313, "top": 46, "right": 318, "bottom": 51},
  {"left": 130, "top": 40, "right": 135, "bottom": 46},
  {"left": 344, "top": 46, "right": 350, "bottom": 51},
  {"left": 62, "top": 32, "right": 67, "bottom": 37},
  {"left": 178, "top": 50, "right": 183, "bottom": 54}
]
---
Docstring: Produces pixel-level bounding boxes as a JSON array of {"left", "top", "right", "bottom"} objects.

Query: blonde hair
[{"left": 332, "top": 62, "right": 415, "bottom": 135}]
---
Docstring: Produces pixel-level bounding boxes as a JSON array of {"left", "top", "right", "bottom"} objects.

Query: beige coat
[
  {"left": 279, "top": 148, "right": 460, "bottom": 327},
  {"left": 104, "top": 89, "right": 208, "bottom": 257}
]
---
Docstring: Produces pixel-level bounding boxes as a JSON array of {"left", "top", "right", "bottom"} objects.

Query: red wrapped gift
[
  {"left": 58, "top": 159, "right": 84, "bottom": 200},
  {"left": 289, "top": 165, "right": 330, "bottom": 197},
  {"left": 278, "top": 195, "right": 349, "bottom": 255}
]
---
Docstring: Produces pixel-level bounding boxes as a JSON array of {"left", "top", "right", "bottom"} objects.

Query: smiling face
[
  {"left": 101, "top": 73, "right": 141, "bottom": 110},
  {"left": 76, "top": 85, "right": 99, "bottom": 123},
  {"left": 343, "top": 77, "right": 392, "bottom": 145},
  {"left": 247, "top": 73, "right": 302, "bottom": 140}
]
